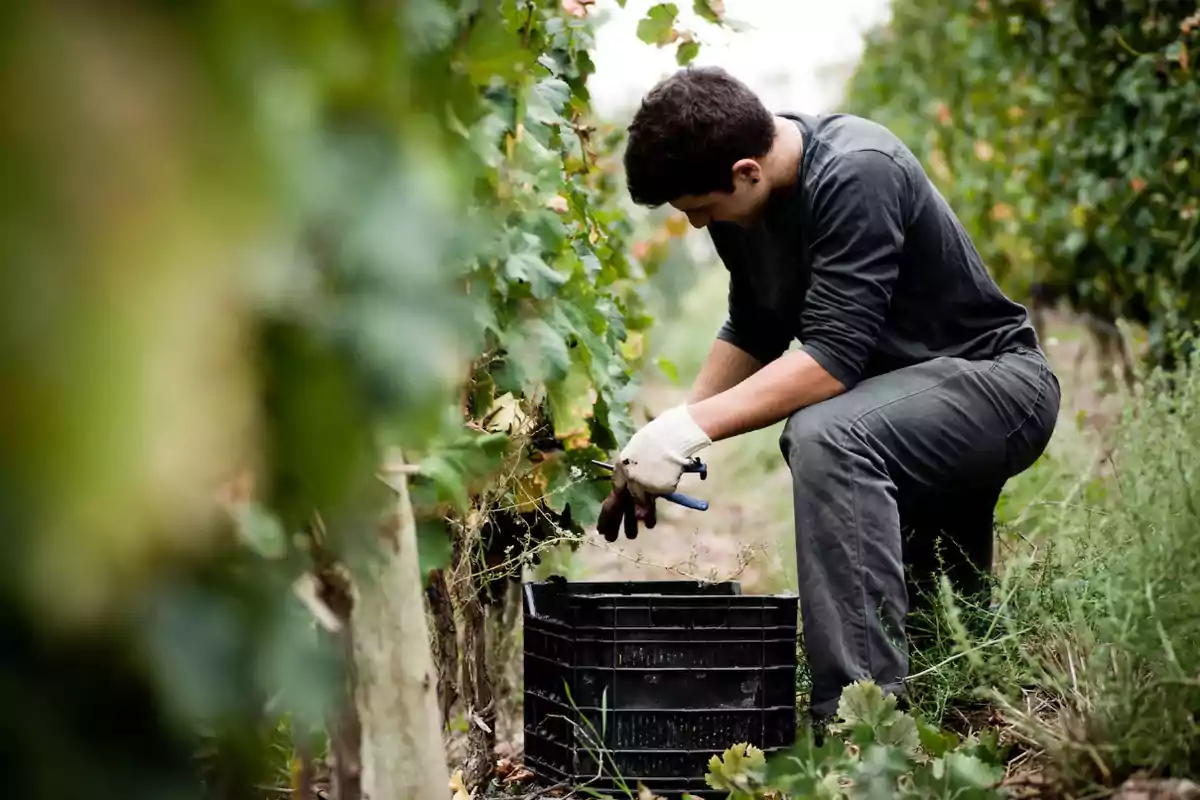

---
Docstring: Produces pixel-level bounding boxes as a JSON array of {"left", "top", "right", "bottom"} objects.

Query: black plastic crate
[{"left": 523, "top": 579, "right": 799, "bottom": 799}]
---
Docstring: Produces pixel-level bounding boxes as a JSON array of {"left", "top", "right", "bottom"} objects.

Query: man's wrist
[{"left": 686, "top": 399, "right": 727, "bottom": 443}]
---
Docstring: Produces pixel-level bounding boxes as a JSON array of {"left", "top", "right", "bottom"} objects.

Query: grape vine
[{"left": 845, "top": 0, "right": 1200, "bottom": 364}]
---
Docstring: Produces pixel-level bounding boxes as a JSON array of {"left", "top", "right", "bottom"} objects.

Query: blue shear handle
[{"left": 662, "top": 491, "right": 709, "bottom": 511}]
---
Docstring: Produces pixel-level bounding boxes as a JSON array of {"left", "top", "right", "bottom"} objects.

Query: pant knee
[{"left": 779, "top": 405, "right": 852, "bottom": 470}]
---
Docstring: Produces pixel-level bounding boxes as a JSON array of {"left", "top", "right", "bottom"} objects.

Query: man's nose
[{"left": 687, "top": 211, "right": 707, "bottom": 228}]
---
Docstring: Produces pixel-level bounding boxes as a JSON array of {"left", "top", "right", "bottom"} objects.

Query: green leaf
[
  {"left": 502, "top": 317, "right": 572, "bottom": 388},
  {"left": 676, "top": 40, "right": 701, "bottom": 65},
  {"left": 942, "top": 751, "right": 1004, "bottom": 789},
  {"left": 419, "top": 453, "right": 470, "bottom": 511},
  {"left": 656, "top": 355, "right": 680, "bottom": 384},
  {"left": 542, "top": 452, "right": 606, "bottom": 524},
  {"left": 1165, "top": 40, "right": 1187, "bottom": 65},
  {"left": 918, "top": 719, "right": 959, "bottom": 758},
  {"left": 504, "top": 230, "right": 568, "bottom": 299},
  {"left": 693, "top": 0, "right": 722, "bottom": 24},
  {"left": 833, "top": 679, "right": 920, "bottom": 755},
  {"left": 835, "top": 679, "right": 891, "bottom": 727},
  {"left": 854, "top": 743, "right": 917, "bottom": 796},
  {"left": 231, "top": 502, "right": 288, "bottom": 559},
  {"left": 527, "top": 77, "right": 570, "bottom": 126},
  {"left": 416, "top": 519, "right": 453, "bottom": 579},
  {"left": 504, "top": 251, "right": 566, "bottom": 298},
  {"left": 704, "top": 742, "right": 767, "bottom": 792},
  {"left": 637, "top": 3, "right": 679, "bottom": 47},
  {"left": 581, "top": 254, "right": 601, "bottom": 278},
  {"left": 463, "top": 20, "right": 531, "bottom": 85},
  {"left": 959, "top": 727, "right": 1010, "bottom": 766}
]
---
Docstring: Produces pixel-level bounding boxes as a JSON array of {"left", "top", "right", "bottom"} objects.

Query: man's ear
[{"left": 731, "top": 158, "right": 763, "bottom": 186}]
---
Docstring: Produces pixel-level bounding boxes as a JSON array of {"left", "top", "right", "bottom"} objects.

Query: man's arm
[
  {"left": 689, "top": 150, "right": 910, "bottom": 442},
  {"left": 688, "top": 349, "right": 844, "bottom": 440},
  {"left": 687, "top": 339, "right": 764, "bottom": 403}
]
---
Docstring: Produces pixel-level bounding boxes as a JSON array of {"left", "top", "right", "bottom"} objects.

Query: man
[{"left": 596, "top": 67, "right": 1060, "bottom": 725}]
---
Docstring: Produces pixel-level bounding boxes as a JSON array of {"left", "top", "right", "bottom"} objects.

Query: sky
[{"left": 587, "top": 0, "right": 893, "bottom": 119}]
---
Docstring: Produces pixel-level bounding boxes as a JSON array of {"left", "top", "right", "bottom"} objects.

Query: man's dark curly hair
[{"left": 623, "top": 66, "right": 777, "bottom": 207}]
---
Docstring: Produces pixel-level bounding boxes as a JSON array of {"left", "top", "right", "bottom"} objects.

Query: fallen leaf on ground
[{"left": 503, "top": 766, "right": 535, "bottom": 784}]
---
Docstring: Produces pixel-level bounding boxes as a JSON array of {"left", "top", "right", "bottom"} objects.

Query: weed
[
  {"left": 903, "top": 350, "right": 1200, "bottom": 793},
  {"left": 703, "top": 680, "right": 1008, "bottom": 799}
]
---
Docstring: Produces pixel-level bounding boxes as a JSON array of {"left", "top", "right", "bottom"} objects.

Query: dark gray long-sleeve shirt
[{"left": 711, "top": 112, "right": 1040, "bottom": 388}]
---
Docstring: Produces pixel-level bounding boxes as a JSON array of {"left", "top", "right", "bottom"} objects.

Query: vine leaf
[
  {"left": 527, "top": 77, "right": 571, "bottom": 126},
  {"left": 693, "top": 0, "right": 723, "bottom": 24},
  {"left": 833, "top": 679, "right": 920, "bottom": 755},
  {"left": 676, "top": 40, "right": 701, "bottom": 65},
  {"left": 231, "top": 502, "right": 287, "bottom": 559},
  {"left": 547, "top": 359, "right": 595, "bottom": 445},
  {"left": 504, "top": 230, "right": 567, "bottom": 299},
  {"left": 704, "top": 742, "right": 768, "bottom": 794},
  {"left": 655, "top": 356, "right": 680, "bottom": 384},
  {"left": 637, "top": 3, "right": 679, "bottom": 46}
]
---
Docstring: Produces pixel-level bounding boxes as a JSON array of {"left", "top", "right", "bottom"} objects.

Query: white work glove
[{"left": 618, "top": 405, "right": 712, "bottom": 495}]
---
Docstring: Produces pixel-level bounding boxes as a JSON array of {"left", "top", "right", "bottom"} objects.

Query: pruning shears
[{"left": 590, "top": 457, "right": 710, "bottom": 512}]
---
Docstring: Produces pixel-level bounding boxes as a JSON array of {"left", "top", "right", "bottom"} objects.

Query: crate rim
[
  {"left": 524, "top": 695, "right": 799, "bottom": 714},
  {"left": 526, "top": 651, "right": 799, "bottom": 672}
]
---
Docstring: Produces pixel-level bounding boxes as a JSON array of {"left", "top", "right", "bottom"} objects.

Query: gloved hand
[
  {"left": 618, "top": 404, "right": 712, "bottom": 495},
  {"left": 596, "top": 461, "right": 657, "bottom": 542}
]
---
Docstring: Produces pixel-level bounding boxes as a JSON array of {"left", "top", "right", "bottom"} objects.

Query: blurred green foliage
[
  {"left": 0, "top": 0, "right": 718, "bottom": 797},
  {"left": 845, "top": 0, "right": 1200, "bottom": 362}
]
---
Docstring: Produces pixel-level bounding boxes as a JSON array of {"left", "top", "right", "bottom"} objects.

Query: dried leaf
[
  {"left": 470, "top": 710, "right": 493, "bottom": 734},
  {"left": 503, "top": 766, "right": 534, "bottom": 784}
]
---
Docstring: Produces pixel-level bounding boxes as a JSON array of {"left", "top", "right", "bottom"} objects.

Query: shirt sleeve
[
  {"left": 709, "top": 225, "right": 790, "bottom": 365},
  {"left": 799, "top": 150, "right": 909, "bottom": 388}
]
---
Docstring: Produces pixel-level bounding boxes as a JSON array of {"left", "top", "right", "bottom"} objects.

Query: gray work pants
[{"left": 780, "top": 346, "right": 1060, "bottom": 716}]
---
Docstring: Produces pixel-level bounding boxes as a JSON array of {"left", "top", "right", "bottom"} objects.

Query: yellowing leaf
[
  {"left": 704, "top": 742, "right": 767, "bottom": 791},
  {"left": 485, "top": 392, "right": 526, "bottom": 433},
  {"left": 620, "top": 330, "right": 645, "bottom": 361},
  {"left": 664, "top": 212, "right": 690, "bottom": 237},
  {"left": 547, "top": 360, "right": 594, "bottom": 442},
  {"left": 513, "top": 467, "right": 548, "bottom": 513},
  {"left": 449, "top": 768, "right": 471, "bottom": 800}
]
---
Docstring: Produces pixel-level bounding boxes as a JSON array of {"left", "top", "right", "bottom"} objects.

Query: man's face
[{"left": 669, "top": 160, "right": 770, "bottom": 229}]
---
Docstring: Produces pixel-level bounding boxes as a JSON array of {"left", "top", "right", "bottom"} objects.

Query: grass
[{"left": 906, "top": 346, "right": 1200, "bottom": 792}]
